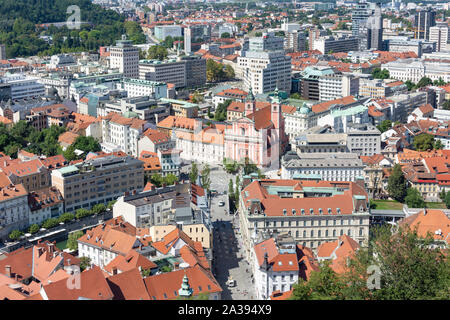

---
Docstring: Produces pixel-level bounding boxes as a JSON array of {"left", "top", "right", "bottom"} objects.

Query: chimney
[
  {"left": 5, "top": 265, "right": 11, "bottom": 278},
  {"left": 48, "top": 243, "right": 54, "bottom": 254}
]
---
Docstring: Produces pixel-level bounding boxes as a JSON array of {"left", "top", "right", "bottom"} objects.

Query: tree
[
  {"left": 255, "top": 31, "right": 262, "bottom": 37},
  {"left": 290, "top": 261, "right": 345, "bottom": 300},
  {"left": 201, "top": 164, "right": 211, "bottom": 192},
  {"left": 290, "top": 93, "right": 302, "bottom": 100},
  {"left": 376, "top": 119, "right": 392, "bottom": 133},
  {"left": 413, "top": 133, "right": 435, "bottom": 151},
  {"left": 442, "top": 100, "right": 450, "bottom": 111},
  {"left": 224, "top": 64, "right": 235, "bottom": 79},
  {"left": 80, "top": 256, "right": 91, "bottom": 271},
  {"left": 189, "top": 163, "right": 199, "bottom": 184},
  {"left": 107, "top": 200, "right": 116, "bottom": 210},
  {"left": 234, "top": 175, "right": 240, "bottom": 203},
  {"left": 372, "top": 67, "right": 390, "bottom": 80},
  {"left": 214, "top": 99, "right": 232, "bottom": 122},
  {"left": 67, "top": 230, "right": 84, "bottom": 251},
  {"left": 162, "top": 36, "right": 174, "bottom": 48},
  {"left": 72, "top": 136, "right": 101, "bottom": 155},
  {"left": 58, "top": 212, "right": 74, "bottom": 223},
  {"left": 405, "top": 80, "right": 415, "bottom": 91},
  {"left": 147, "top": 45, "right": 168, "bottom": 60},
  {"left": 387, "top": 164, "right": 408, "bottom": 203},
  {"left": 206, "top": 59, "right": 224, "bottom": 82},
  {"left": 445, "top": 191, "right": 450, "bottom": 209},
  {"left": 416, "top": 77, "right": 433, "bottom": 89},
  {"left": 9, "top": 230, "right": 23, "bottom": 240},
  {"left": 28, "top": 224, "right": 40, "bottom": 234},
  {"left": 75, "top": 208, "right": 91, "bottom": 219},
  {"left": 191, "top": 92, "right": 204, "bottom": 103},
  {"left": 92, "top": 203, "right": 106, "bottom": 214},
  {"left": 63, "top": 144, "right": 78, "bottom": 161},
  {"left": 220, "top": 32, "right": 230, "bottom": 38},
  {"left": 41, "top": 218, "right": 59, "bottom": 229},
  {"left": 367, "top": 225, "right": 449, "bottom": 300},
  {"left": 434, "top": 139, "right": 444, "bottom": 150},
  {"left": 405, "top": 188, "right": 425, "bottom": 208},
  {"left": 228, "top": 178, "right": 234, "bottom": 200}
]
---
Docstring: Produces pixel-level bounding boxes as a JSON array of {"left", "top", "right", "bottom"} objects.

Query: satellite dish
[{"left": 179, "top": 262, "right": 190, "bottom": 269}]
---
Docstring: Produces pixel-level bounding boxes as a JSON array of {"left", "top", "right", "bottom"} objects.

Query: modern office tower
[
  {"left": 238, "top": 33, "right": 291, "bottom": 94},
  {"left": 285, "top": 31, "right": 306, "bottom": 52},
  {"left": 352, "top": 1, "right": 370, "bottom": 38},
  {"left": 154, "top": 25, "right": 182, "bottom": 41},
  {"left": 180, "top": 55, "right": 207, "bottom": 88},
  {"left": 414, "top": 9, "right": 436, "bottom": 40},
  {"left": 184, "top": 26, "right": 192, "bottom": 54},
  {"left": 352, "top": 1, "right": 383, "bottom": 50},
  {"left": 366, "top": 3, "right": 383, "bottom": 50},
  {"left": 429, "top": 22, "right": 450, "bottom": 52},
  {"left": 110, "top": 35, "right": 140, "bottom": 78}
]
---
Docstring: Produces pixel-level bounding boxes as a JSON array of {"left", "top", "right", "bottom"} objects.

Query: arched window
[{"left": 333, "top": 229, "right": 336, "bottom": 237}]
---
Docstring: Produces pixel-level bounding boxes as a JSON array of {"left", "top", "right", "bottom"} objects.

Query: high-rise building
[
  {"left": 352, "top": 1, "right": 383, "bottom": 50},
  {"left": 414, "top": 9, "right": 436, "bottom": 40},
  {"left": 285, "top": 31, "right": 306, "bottom": 52},
  {"left": 429, "top": 22, "right": 450, "bottom": 52},
  {"left": 184, "top": 27, "right": 192, "bottom": 54},
  {"left": 238, "top": 33, "right": 291, "bottom": 94},
  {"left": 110, "top": 36, "right": 139, "bottom": 78}
]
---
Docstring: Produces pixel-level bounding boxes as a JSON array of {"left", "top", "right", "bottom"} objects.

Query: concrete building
[
  {"left": 429, "top": 23, "right": 450, "bottom": 52},
  {"left": 387, "top": 37, "right": 436, "bottom": 57},
  {"left": 154, "top": 25, "right": 182, "bottom": 41},
  {"left": 121, "top": 78, "right": 167, "bottom": 99},
  {"left": 382, "top": 58, "right": 450, "bottom": 83},
  {"left": 48, "top": 54, "right": 77, "bottom": 69},
  {"left": 285, "top": 31, "right": 306, "bottom": 53},
  {"left": 51, "top": 153, "right": 144, "bottom": 213},
  {"left": 319, "top": 72, "right": 359, "bottom": 102},
  {"left": 101, "top": 112, "right": 147, "bottom": 157},
  {"left": 238, "top": 178, "right": 370, "bottom": 255},
  {"left": 281, "top": 151, "right": 365, "bottom": 182},
  {"left": 139, "top": 56, "right": 206, "bottom": 89},
  {"left": 346, "top": 123, "right": 381, "bottom": 156},
  {"left": 298, "top": 66, "right": 335, "bottom": 101},
  {"left": 110, "top": 37, "right": 140, "bottom": 78},
  {"left": 312, "top": 36, "right": 359, "bottom": 54},
  {"left": 0, "top": 74, "right": 45, "bottom": 100},
  {"left": 414, "top": 9, "right": 436, "bottom": 40}
]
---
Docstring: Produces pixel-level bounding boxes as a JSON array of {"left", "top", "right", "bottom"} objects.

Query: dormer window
[
  {"left": 328, "top": 208, "right": 332, "bottom": 214},
  {"left": 319, "top": 208, "right": 323, "bottom": 215},
  {"left": 337, "top": 208, "right": 341, "bottom": 214},
  {"left": 283, "top": 209, "right": 287, "bottom": 215},
  {"left": 301, "top": 209, "right": 305, "bottom": 215},
  {"left": 310, "top": 208, "right": 314, "bottom": 214},
  {"left": 292, "top": 209, "right": 296, "bottom": 215}
]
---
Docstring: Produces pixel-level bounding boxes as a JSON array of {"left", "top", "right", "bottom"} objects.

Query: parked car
[{"left": 218, "top": 201, "right": 225, "bottom": 207}]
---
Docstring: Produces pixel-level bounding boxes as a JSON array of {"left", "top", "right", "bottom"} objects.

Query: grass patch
[
  {"left": 370, "top": 200, "right": 403, "bottom": 210},
  {"left": 424, "top": 202, "right": 446, "bottom": 209}
]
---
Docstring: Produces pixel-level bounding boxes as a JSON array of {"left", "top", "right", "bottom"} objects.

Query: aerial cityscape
[{"left": 0, "top": 0, "right": 449, "bottom": 303}]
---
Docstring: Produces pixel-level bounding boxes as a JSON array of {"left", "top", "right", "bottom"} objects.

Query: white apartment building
[
  {"left": 113, "top": 184, "right": 181, "bottom": 228},
  {"left": 121, "top": 78, "right": 167, "bottom": 98},
  {"left": 0, "top": 74, "right": 45, "bottom": 100},
  {"left": 312, "top": 36, "right": 359, "bottom": 54},
  {"left": 0, "top": 184, "right": 29, "bottom": 241},
  {"left": 101, "top": 112, "right": 147, "bottom": 157},
  {"left": 48, "top": 54, "right": 76, "bottom": 69},
  {"left": 284, "top": 31, "right": 306, "bottom": 52},
  {"left": 429, "top": 24, "right": 450, "bottom": 52},
  {"left": 382, "top": 58, "right": 450, "bottom": 83},
  {"left": 319, "top": 73, "right": 359, "bottom": 102},
  {"left": 252, "top": 236, "right": 300, "bottom": 300},
  {"left": 238, "top": 51, "right": 292, "bottom": 94},
  {"left": 139, "top": 59, "right": 186, "bottom": 88},
  {"left": 110, "top": 38, "right": 140, "bottom": 78}
]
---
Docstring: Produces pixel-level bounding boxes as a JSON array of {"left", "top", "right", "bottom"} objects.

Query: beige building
[
  {"left": 239, "top": 178, "right": 370, "bottom": 258},
  {"left": 51, "top": 153, "right": 144, "bottom": 213}
]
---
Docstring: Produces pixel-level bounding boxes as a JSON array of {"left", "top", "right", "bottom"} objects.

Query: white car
[{"left": 218, "top": 201, "right": 225, "bottom": 207}]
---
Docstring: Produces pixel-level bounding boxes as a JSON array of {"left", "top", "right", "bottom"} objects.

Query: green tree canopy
[
  {"left": 413, "top": 133, "right": 435, "bottom": 151},
  {"left": 67, "top": 230, "right": 84, "bottom": 251},
  {"left": 147, "top": 45, "right": 168, "bottom": 61},
  {"left": 405, "top": 188, "right": 425, "bottom": 208},
  {"left": 220, "top": 32, "right": 231, "bottom": 38},
  {"left": 387, "top": 164, "right": 408, "bottom": 203},
  {"left": 201, "top": 164, "right": 211, "bottom": 192},
  {"left": 28, "top": 224, "right": 40, "bottom": 234},
  {"left": 189, "top": 163, "right": 199, "bottom": 184},
  {"left": 9, "top": 230, "right": 23, "bottom": 240},
  {"left": 372, "top": 67, "right": 390, "bottom": 80},
  {"left": 376, "top": 119, "right": 392, "bottom": 133}
]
